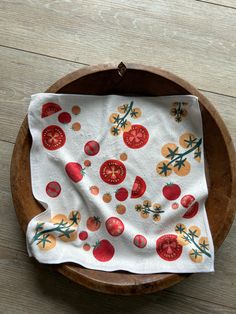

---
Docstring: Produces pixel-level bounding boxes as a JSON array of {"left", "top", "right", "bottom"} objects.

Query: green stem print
[
  {"left": 135, "top": 200, "right": 164, "bottom": 222},
  {"left": 170, "top": 101, "right": 188, "bottom": 122}
]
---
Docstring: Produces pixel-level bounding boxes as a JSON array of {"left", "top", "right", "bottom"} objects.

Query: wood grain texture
[
  {"left": 197, "top": 0, "right": 236, "bottom": 8},
  {"left": 0, "top": 0, "right": 235, "bottom": 96}
]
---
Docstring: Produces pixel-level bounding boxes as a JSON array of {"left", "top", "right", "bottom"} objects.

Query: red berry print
[
  {"left": 100, "top": 159, "right": 126, "bottom": 185},
  {"left": 133, "top": 235, "right": 147, "bottom": 248},
  {"left": 156, "top": 234, "right": 182, "bottom": 261},
  {"left": 162, "top": 183, "right": 181, "bottom": 201},
  {"left": 42, "top": 125, "right": 66, "bottom": 150},
  {"left": 86, "top": 216, "right": 101, "bottom": 232},
  {"left": 172, "top": 202, "right": 179, "bottom": 210},
  {"left": 183, "top": 201, "right": 199, "bottom": 219},
  {"left": 79, "top": 231, "right": 88, "bottom": 241},
  {"left": 123, "top": 124, "right": 149, "bottom": 149},
  {"left": 181, "top": 195, "right": 195, "bottom": 208},
  {"left": 65, "top": 162, "right": 84, "bottom": 183},
  {"left": 131, "top": 176, "right": 146, "bottom": 198},
  {"left": 58, "top": 112, "right": 71, "bottom": 124},
  {"left": 93, "top": 239, "right": 115, "bottom": 262},
  {"left": 46, "top": 181, "right": 61, "bottom": 198},
  {"left": 105, "top": 217, "right": 124, "bottom": 237},
  {"left": 41, "top": 102, "right": 62, "bottom": 118},
  {"left": 83, "top": 243, "right": 90, "bottom": 251},
  {"left": 84, "top": 140, "right": 100, "bottom": 156},
  {"left": 115, "top": 188, "right": 128, "bottom": 201}
]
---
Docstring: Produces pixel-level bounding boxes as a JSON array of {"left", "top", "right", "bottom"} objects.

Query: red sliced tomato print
[
  {"left": 86, "top": 216, "right": 101, "bottom": 232},
  {"left": 41, "top": 102, "right": 62, "bottom": 118},
  {"left": 131, "top": 176, "right": 146, "bottom": 198},
  {"left": 156, "top": 234, "right": 182, "bottom": 261},
  {"left": 115, "top": 187, "right": 128, "bottom": 201},
  {"left": 58, "top": 112, "right": 71, "bottom": 124},
  {"left": 93, "top": 239, "right": 115, "bottom": 262},
  {"left": 79, "top": 231, "right": 88, "bottom": 241},
  {"left": 42, "top": 125, "right": 66, "bottom": 150},
  {"left": 65, "top": 162, "right": 84, "bottom": 183},
  {"left": 105, "top": 217, "right": 124, "bottom": 237},
  {"left": 183, "top": 201, "right": 199, "bottom": 219},
  {"left": 100, "top": 160, "right": 126, "bottom": 185},
  {"left": 180, "top": 195, "right": 195, "bottom": 208},
  {"left": 84, "top": 140, "right": 100, "bottom": 156},
  {"left": 46, "top": 181, "right": 61, "bottom": 198},
  {"left": 123, "top": 124, "right": 149, "bottom": 149},
  {"left": 162, "top": 183, "right": 181, "bottom": 201},
  {"left": 133, "top": 235, "right": 147, "bottom": 248}
]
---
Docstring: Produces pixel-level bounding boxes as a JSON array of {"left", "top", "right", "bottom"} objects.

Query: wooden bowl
[{"left": 10, "top": 63, "right": 236, "bottom": 295}]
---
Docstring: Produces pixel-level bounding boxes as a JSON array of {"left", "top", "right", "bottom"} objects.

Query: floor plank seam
[
  {"left": 198, "top": 89, "right": 236, "bottom": 99},
  {"left": 195, "top": 0, "right": 236, "bottom": 10},
  {"left": 0, "top": 138, "right": 15, "bottom": 145}
]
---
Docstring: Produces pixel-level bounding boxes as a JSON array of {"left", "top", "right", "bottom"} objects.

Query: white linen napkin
[{"left": 26, "top": 93, "right": 214, "bottom": 273}]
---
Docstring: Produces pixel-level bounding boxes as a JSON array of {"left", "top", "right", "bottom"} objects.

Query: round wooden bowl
[{"left": 10, "top": 63, "right": 236, "bottom": 295}]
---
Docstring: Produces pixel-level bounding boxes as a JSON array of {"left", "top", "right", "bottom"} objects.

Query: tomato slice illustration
[
  {"left": 41, "top": 102, "right": 62, "bottom": 118},
  {"left": 123, "top": 124, "right": 149, "bottom": 149},
  {"left": 131, "top": 176, "right": 146, "bottom": 198},
  {"left": 156, "top": 234, "right": 182, "bottom": 261},
  {"left": 100, "top": 160, "right": 126, "bottom": 185},
  {"left": 183, "top": 201, "right": 199, "bottom": 219},
  {"left": 42, "top": 125, "right": 66, "bottom": 150}
]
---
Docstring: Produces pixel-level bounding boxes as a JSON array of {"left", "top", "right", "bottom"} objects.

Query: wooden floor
[{"left": 0, "top": 0, "right": 236, "bottom": 313}]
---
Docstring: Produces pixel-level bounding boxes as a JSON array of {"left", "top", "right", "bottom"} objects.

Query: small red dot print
[
  {"left": 133, "top": 234, "right": 147, "bottom": 248},
  {"left": 84, "top": 140, "right": 100, "bottom": 156},
  {"left": 46, "top": 181, "right": 61, "bottom": 197},
  {"left": 79, "top": 231, "right": 88, "bottom": 241},
  {"left": 58, "top": 112, "right": 72, "bottom": 124},
  {"left": 83, "top": 243, "right": 91, "bottom": 251}
]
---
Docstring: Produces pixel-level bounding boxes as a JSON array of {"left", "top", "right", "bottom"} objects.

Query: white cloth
[{"left": 26, "top": 93, "right": 214, "bottom": 273}]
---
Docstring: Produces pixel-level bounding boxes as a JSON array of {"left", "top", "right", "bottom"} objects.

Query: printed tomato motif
[
  {"left": 115, "top": 188, "right": 128, "bottom": 201},
  {"left": 123, "top": 124, "right": 149, "bottom": 149},
  {"left": 86, "top": 216, "right": 101, "bottom": 232},
  {"left": 181, "top": 195, "right": 195, "bottom": 208},
  {"left": 42, "top": 125, "right": 66, "bottom": 150},
  {"left": 183, "top": 201, "right": 199, "bottom": 219},
  {"left": 93, "top": 239, "right": 115, "bottom": 262},
  {"left": 65, "top": 162, "right": 84, "bottom": 183},
  {"left": 156, "top": 234, "right": 183, "bottom": 261},
  {"left": 100, "top": 160, "right": 126, "bottom": 185},
  {"left": 41, "top": 102, "right": 62, "bottom": 118},
  {"left": 162, "top": 183, "right": 181, "bottom": 201},
  {"left": 172, "top": 202, "right": 179, "bottom": 210},
  {"left": 79, "top": 231, "right": 88, "bottom": 241},
  {"left": 84, "top": 140, "right": 100, "bottom": 156},
  {"left": 131, "top": 176, "right": 146, "bottom": 198},
  {"left": 58, "top": 112, "right": 71, "bottom": 124},
  {"left": 133, "top": 235, "right": 147, "bottom": 248},
  {"left": 105, "top": 217, "right": 124, "bottom": 237},
  {"left": 46, "top": 181, "right": 61, "bottom": 198},
  {"left": 83, "top": 243, "right": 90, "bottom": 251},
  {"left": 90, "top": 186, "right": 99, "bottom": 195}
]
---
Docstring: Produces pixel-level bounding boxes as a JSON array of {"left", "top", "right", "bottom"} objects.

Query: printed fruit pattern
[
  {"left": 170, "top": 101, "right": 188, "bottom": 123},
  {"left": 116, "top": 204, "right": 126, "bottom": 215},
  {"left": 100, "top": 159, "right": 126, "bottom": 185},
  {"left": 181, "top": 195, "right": 199, "bottom": 219},
  {"left": 42, "top": 125, "right": 66, "bottom": 150},
  {"left": 79, "top": 231, "right": 88, "bottom": 241},
  {"left": 162, "top": 183, "right": 181, "bottom": 201},
  {"left": 156, "top": 234, "right": 183, "bottom": 261},
  {"left": 84, "top": 140, "right": 100, "bottom": 156},
  {"left": 90, "top": 186, "right": 99, "bottom": 195},
  {"left": 41, "top": 102, "right": 62, "bottom": 118},
  {"left": 46, "top": 181, "right": 61, "bottom": 198},
  {"left": 135, "top": 200, "right": 164, "bottom": 222},
  {"left": 105, "top": 217, "right": 124, "bottom": 236},
  {"left": 32, "top": 211, "right": 81, "bottom": 250},
  {"left": 175, "top": 223, "right": 211, "bottom": 263},
  {"left": 93, "top": 239, "right": 115, "bottom": 262},
  {"left": 65, "top": 162, "right": 85, "bottom": 183},
  {"left": 109, "top": 101, "right": 141, "bottom": 136},
  {"left": 58, "top": 112, "right": 72, "bottom": 124},
  {"left": 133, "top": 234, "right": 147, "bottom": 248},
  {"left": 86, "top": 216, "right": 101, "bottom": 232},
  {"left": 131, "top": 176, "right": 146, "bottom": 198},
  {"left": 115, "top": 187, "right": 128, "bottom": 201},
  {"left": 123, "top": 124, "right": 149, "bottom": 149},
  {"left": 156, "top": 133, "right": 202, "bottom": 177}
]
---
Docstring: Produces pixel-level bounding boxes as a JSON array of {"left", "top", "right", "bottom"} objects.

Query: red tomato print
[
  {"left": 123, "top": 124, "right": 149, "bottom": 149},
  {"left": 172, "top": 202, "right": 179, "bottom": 210},
  {"left": 93, "top": 239, "right": 115, "bottom": 262},
  {"left": 83, "top": 243, "right": 91, "bottom": 251},
  {"left": 86, "top": 216, "right": 101, "bottom": 232},
  {"left": 41, "top": 102, "right": 62, "bottom": 118},
  {"left": 84, "top": 140, "right": 100, "bottom": 156},
  {"left": 105, "top": 217, "right": 124, "bottom": 237},
  {"left": 46, "top": 181, "right": 61, "bottom": 198},
  {"left": 58, "top": 112, "right": 71, "bottom": 124},
  {"left": 133, "top": 235, "right": 147, "bottom": 248},
  {"left": 100, "top": 160, "right": 126, "bottom": 185},
  {"left": 115, "top": 187, "right": 128, "bottom": 201},
  {"left": 65, "top": 162, "right": 84, "bottom": 182},
  {"left": 183, "top": 201, "right": 199, "bottom": 219},
  {"left": 42, "top": 125, "right": 66, "bottom": 150},
  {"left": 181, "top": 195, "right": 195, "bottom": 208},
  {"left": 156, "top": 234, "right": 182, "bottom": 261},
  {"left": 162, "top": 183, "right": 181, "bottom": 201},
  {"left": 79, "top": 231, "right": 88, "bottom": 241},
  {"left": 131, "top": 176, "right": 146, "bottom": 198}
]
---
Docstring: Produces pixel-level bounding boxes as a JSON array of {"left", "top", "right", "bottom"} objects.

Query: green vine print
[
  {"left": 135, "top": 200, "right": 164, "bottom": 222},
  {"left": 170, "top": 102, "right": 188, "bottom": 122},
  {"left": 175, "top": 223, "right": 211, "bottom": 263}
]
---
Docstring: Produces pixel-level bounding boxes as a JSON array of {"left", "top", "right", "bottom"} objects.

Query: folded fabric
[{"left": 26, "top": 93, "right": 214, "bottom": 274}]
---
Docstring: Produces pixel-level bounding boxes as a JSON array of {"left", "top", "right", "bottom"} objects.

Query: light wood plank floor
[{"left": 0, "top": 1, "right": 235, "bottom": 313}]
